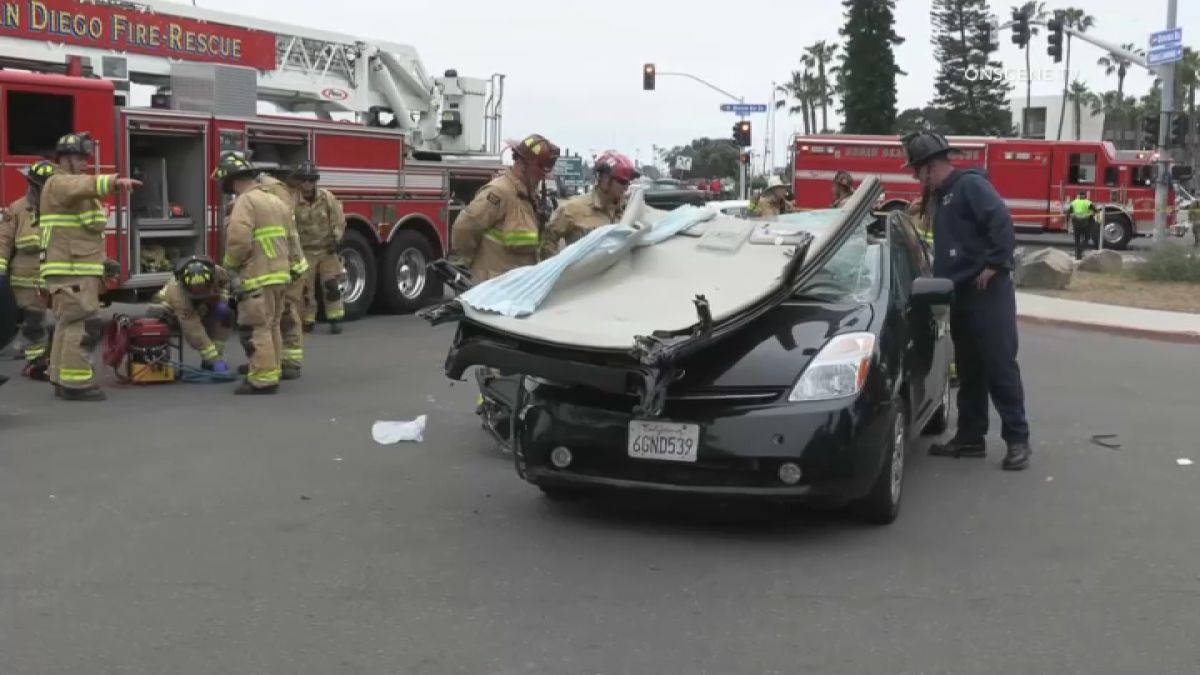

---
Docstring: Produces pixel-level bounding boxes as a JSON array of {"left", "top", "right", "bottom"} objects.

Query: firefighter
[
  {"left": 540, "top": 150, "right": 637, "bottom": 258},
  {"left": 146, "top": 255, "right": 233, "bottom": 372},
  {"left": 286, "top": 161, "right": 348, "bottom": 334},
  {"left": 902, "top": 130, "right": 1031, "bottom": 471},
  {"left": 450, "top": 133, "right": 560, "bottom": 282},
  {"left": 41, "top": 132, "right": 142, "bottom": 400},
  {"left": 1067, "top": 191, "right": 1100, "bottom": 260},
  {"left": 0, "top": 160, "right": 56, "bottom": 380},
  {"left": 214, "top": 151, "right": 297, "bottom": 395},
  {"left": 753, "top": 174, "right": 792, "bottom": 216},
  {"left": 832, "top": 170, "right": 855, "bottom": 207},
  {"left": 253, "top": 164, "right": 308, "bottom": 378}
]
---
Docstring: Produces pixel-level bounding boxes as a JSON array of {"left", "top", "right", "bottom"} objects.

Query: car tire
[
  {"left": 337, "top": 229, "right": 377, "bottom": 321},
  {"left": 379, "top": 229, "right": 442, "bottom": 314},
  {"left": 854, "top": 397, "right": 908, "bottom": 525},
  {"left": 923, "top": 377, "right": 951, "bottom": 436}
]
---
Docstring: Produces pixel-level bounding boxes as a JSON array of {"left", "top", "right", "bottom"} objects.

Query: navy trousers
[{"left": 949, "top": 271, "right": 1030, "bottom": 444}]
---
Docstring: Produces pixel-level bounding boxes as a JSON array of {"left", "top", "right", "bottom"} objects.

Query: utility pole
[{"left": 1152, "top": 0, "right": 1179, "bottom": 244}]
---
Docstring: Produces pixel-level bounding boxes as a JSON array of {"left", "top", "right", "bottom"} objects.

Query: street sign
[
  {"left": 674, "top": 156, "right": 693, "bottom": 171},
  {"left": 1147, "top": 45, "right": 1183, "bottom": 66},
  {"left": 719, "top": 103, "right": 768, "bottom": 114},
  {"left": 1149, "top": 28, "right": 1183, "bottom": 49},
  {"left": 553, "top": 156, "right": 586, "bottom": 194}
]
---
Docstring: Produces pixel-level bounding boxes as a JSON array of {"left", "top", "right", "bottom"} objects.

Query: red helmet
[
  {"left": 508, "top": 134, "right": 560, "bottom": 172},
  {"left": 593, "top": 150, "right": 640, "bottom": 183}
]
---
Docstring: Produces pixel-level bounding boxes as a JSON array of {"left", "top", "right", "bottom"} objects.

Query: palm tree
[
  {"left": 1178, "top": 47, "right": 1199, "bottom": 120},
  {"left": 1011, "top": 1, "right": 1047, "bottom": 137},
  {"left": 804, "top": 41, "right": 839, "bottom": 133},
  {"left": 1097, "top": 43, "right": 1143, "bottom": 102},
  {"left": 1067, "top": 81, "right": 1098, "bottom": 140},
  {"left": 1053, "top": 8, "right": 1095, "bottom": 140},
  {"left": 775, "top": 70, "right": 813, "bottom": 135}
]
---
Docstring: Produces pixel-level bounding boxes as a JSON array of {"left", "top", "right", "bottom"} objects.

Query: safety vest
[{"left": 1070, "top": 198, "right": 1093, "bottom": 217}]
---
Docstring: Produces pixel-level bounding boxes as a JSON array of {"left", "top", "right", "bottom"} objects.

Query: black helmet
[
  {"left": 900, "top": 131, "right": 958, "bottom": 168},
  {"left": 54, "top": 132, "right": 94, "bottom": 159},
  {"left": 21, "top": 160, "right": 56, "bottom": 189},
  {"left": 174, "top": 255, "right": 218, "bottom": 299},
  {"left": 211, "top": 151, "right": 257, "bottom": 182},
  {"left": 289, "top": 160, "right": 320, "bottom": 181}
]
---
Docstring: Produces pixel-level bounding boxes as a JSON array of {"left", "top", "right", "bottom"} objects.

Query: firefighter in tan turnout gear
[
  {"left": 146, "top": 255, "right": 233, "bottom": 373},
  {"left": 0, "top": 160, "right": 56, "bottom": 381},
  {"left": 450, "top": 133, "right": 560, "bottom": 281},
  {"left": 287, "top": 161, "right": 347, "bottom": 334},
  {"left": 753, "top": 175, "right": 795, "bottom": 218},
  {"left": 254, "top": 166, "right": 309, "bottom": 378},
  {"left": 40, "top": 132, "right": 141, "bottom": 400},
  {"left": 215, "top": 151, "right": 298, "bottom": 395},
  {"left": 540, "top": 150, "right": 637, "bottom": 259}
]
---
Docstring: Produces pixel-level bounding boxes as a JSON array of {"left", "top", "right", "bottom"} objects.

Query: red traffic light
[{"left": 643, "top": 63, "right": 655, "bottom": 90}]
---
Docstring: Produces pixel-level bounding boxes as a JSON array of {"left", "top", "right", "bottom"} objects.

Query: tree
[
  {"left": 805, "top": 41, "right": 839, "bottom": 133},
  {"left": 776, "top": 70, "right": 812, "bottom": 134},
  {"left": 1011, "top": 1, "right": 1048, "bottom": 136},
  {"left": 1097, "top": 42, "right": 1143, "bottom": 102},
  {"left": 660, "top": 138, "right": 740, "bottom": 180},
  {"left": 1066, "top": 81, "right": 1098, "bottom": 140},
  {"left": 894, "top": 107, "right": 951, "bottom": 134},
  {"left": 838, "top": 0, "right": 905, "bottom": 134},
  {"left": 1053, "top": 8, "right": 1095, "bottom": 140},
  {"left": 931, "top": 0, "right": 1013, "bottom": 135}
]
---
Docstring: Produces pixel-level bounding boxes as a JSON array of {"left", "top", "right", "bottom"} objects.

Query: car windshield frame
[{"left": 789, "top": 212, "right": 883, "bottom": 304}]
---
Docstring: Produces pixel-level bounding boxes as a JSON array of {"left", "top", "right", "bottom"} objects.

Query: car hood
[{"left": 672, "top": 301, "right": 875, "bottom": 391}]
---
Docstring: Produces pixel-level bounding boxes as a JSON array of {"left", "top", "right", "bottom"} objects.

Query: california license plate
[{"left": 627, "top": 420, "right": 700, "bottom": 463}]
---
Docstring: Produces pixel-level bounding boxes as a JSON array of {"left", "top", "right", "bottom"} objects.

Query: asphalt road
[{"left": 2, "top": 316, "right": 1199, "bottom": 675}]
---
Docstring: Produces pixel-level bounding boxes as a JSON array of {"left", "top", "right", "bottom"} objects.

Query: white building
[{"left": 1011, "top": 94, "right": 1105, "bottom": 141}]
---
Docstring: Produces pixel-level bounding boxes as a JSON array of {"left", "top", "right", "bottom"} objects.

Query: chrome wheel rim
[
  {"left": 1102, "top": 221, "right": 1126, "bottom": 245},
  {"left": 341, "top": 247, "right": 367, "bottom": 305},
  {"left": 395, "top": 248, "right": 427, "bottom": 299}
]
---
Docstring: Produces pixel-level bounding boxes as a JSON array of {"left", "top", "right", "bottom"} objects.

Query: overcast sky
[{"left": 189, "top": 0, "right": 1196, "bottom": 172}]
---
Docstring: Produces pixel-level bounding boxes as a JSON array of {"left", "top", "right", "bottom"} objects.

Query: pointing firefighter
[
  {"left": 252, "top": 162, "right": 309, "bottom": 379},
  {"left": 40, "top": 132, "right": 142, "bottom": 401},
  {"left": 146, "top": 255, "right": 233, "bottom": 373},
  {"left": 450, "top": 133, "right": 560, "bottom": 281},
  {"left": 752, "top": 175, "right": 796, "bottom": 218},
  {"left": 286, "top": 161, "right": 348, "bottom": 334},
  {"left": 214, "top": 150, "right": 298, "bottom": 395},
  {"left": 0, "top": 160, "right": 56, "bottom": 381},
  {"left": 831, "top": 170, "right": 855, "bottom": 207},
  {"left": 540, "top": 150, "right": 637, "bottom": 258}
]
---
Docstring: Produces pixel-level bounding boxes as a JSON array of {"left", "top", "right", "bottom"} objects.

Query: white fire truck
[{"left": 0, "top": 0, "right": 509, "bottom": 319}]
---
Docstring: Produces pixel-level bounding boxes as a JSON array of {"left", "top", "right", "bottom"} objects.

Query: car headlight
[{"left": 787, "top": 332, "right": 876, "bottom": 402}]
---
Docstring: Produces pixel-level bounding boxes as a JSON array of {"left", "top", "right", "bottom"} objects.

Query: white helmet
[{"left": 765, "top": 175, "right": 788, "bottom": 191}]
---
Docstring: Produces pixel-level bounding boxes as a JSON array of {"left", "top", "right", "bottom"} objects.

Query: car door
[{"left": 889, "top": 214, "right": 946, "bottom": 423}]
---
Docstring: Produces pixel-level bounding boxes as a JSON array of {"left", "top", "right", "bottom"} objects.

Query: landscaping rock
[
  {"left": 1078, "top": 249, "right": 1124, "bottom": 274},
  {"left": 1016, "top": 247, "right": 1074, "bottom": 289}
]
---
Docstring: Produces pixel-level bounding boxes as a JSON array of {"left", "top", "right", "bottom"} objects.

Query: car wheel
[
  {"left": 923, "top": 377, "right": 951, "bottom": 436},
  {"left": 854, "top": 398, "right": 908, "bottom": 525}
]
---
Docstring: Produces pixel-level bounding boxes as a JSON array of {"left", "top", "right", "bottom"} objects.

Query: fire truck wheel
[
  {"left": 379, "top": 229, "right": 441, "bottom": 314},
  {"left": 1101, "top": 214, "right": 1134, "bottom": 250},
  {"left": 337, "top": 229, "right": 377, "bottom": 321}
]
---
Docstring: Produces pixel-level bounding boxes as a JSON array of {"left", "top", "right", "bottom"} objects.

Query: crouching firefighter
[
  {"left": 146, "top": 256, "right": 233, "bottom": 372},
  {"left": 214, "top": 151, "right": 299, "bottom": 395},
  {"left": 0, "top": 160, "right": 56, "bottom": 380},
  {"left": 287, "top": 161, "right": 347, "bottom": 334},
  {"left": 41, "top": 132, "right": 142, "bottom": 400}
]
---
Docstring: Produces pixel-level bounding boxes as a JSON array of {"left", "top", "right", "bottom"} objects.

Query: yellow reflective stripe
[
  {"left": 222, "top": 253, "right": 239, "bottom": 268},
  {"left": 15, "top": 235, "right": 40, "bottom": 249},
  {"left": 240, "top": 271, "right": 291, "bottom": 290},
  {"left": 10, "top": 275, "right": 42, "bottom": 288},
  {"left": 59, "top": 367, "right": 93, "bottom": 382},
  {"left": 40, "top": 262, "right": 105, "bottom": 278},
  {"left": 0, "top": 258, "right": 7, "bottom": 273},
  {"left": 79, "top": 209, "right": 107, "bottom": 227},
  {"left": 248, "top": 368, "right": 281, "bottom": 384},
  {"left": 96, "top": 174, "right": 113, "bottom": 197},
  {"left": 282, "top": 348, "right": 303, "bottom": 361},
  {"left": 254, "top": 226, "right": 286, "bottom": 258},
  {"left": 291, "top": 258, "right": 309, "bottom": 274},
  {"left": 39, "top": 215, "right": 85, "bottom": 225},
  {"left": 24, "top": 345, "right": 46, "bottom": 359},
  {"left": 484, "top": 229, "right": 539, "bottom": 247},
  {"left": 326, "top": 308, "right": 345, "bottom": 320},
  {"left": 199, "top": 344, "right": 220, "bottom": 360}
]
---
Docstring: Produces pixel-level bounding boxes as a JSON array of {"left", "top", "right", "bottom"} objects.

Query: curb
[{"left": 1017, "top": 313, "right": 1200, "bottom": 345}]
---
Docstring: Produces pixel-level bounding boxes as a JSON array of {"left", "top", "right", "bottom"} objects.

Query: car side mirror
[{"left": 911, "top": 277, "right": 954, "bottom": 306}]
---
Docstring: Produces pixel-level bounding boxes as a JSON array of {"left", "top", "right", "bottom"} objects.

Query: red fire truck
[
  {"left": 0, "top": 0, "right": 510, "bottom": 320},
  {"left": 791, "top": 133, "right": 1173, "bottom": 250}
]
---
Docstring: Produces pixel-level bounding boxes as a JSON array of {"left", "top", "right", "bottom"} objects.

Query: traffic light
[
  {"left": 978, "top": 20, "right": 1000, "bottom": 52},
  {"left": 739, "top": 152, "right": 750, "bottom": 165},
  {"left": 732, "top": 120, "right": 751, "bottom": 146},
  {"left": 1046, "top": 16, "right": 1064, "bottom": 62},
  {"left": 1010, "top": 8, "right": 1030, "bottom": 47},
  {"left": 643, "top": 63, "right": 655, "bottom": 90},
  {"left": 1171, "top": 113, "right": 1190, "bottom": 147},
  {"left": 1141, "top": 116, "right": 1160, "bottom": 149}
]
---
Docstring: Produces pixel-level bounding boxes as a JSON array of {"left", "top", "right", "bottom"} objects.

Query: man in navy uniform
[{"left": 901, "top": 131, "right": 1031, "bottom": 471}]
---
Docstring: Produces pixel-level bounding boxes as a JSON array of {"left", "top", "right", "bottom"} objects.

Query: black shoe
[
  {"left": 303, "top": 322, "right": 315, "bottom": 334},
  {"left": 281, "top": 365, "right": 301, "bottom": 381},
  {"left": 237, "top": 364, "right": 249, "bottom": 375},
  {"left": 929, "top": 437, "right": 986, "bottom": 458},
  {"left": 60, "top": 387, "right": 107, "bottom": 401},
  {"left": 329, "top": 322, "right": 343, "bottom": 335},
  {"left": 235, "top": 382, "right": 278, "bottom": 395},
  {"left": 1002, "top": 441, "right": 1032, "bottom": 471}
]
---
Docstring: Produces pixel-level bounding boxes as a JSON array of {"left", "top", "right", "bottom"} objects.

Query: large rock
[
  {"left": 1016, "top": 247, "right": 1074, "bottom": 289},
  {"left": 1077, "top": 249, "right": 1123, "bottom": 274}
]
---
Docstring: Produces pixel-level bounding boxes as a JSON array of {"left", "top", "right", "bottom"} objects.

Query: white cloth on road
[{"left": 372, "top": 415, "right": 427, "bottom": 444}]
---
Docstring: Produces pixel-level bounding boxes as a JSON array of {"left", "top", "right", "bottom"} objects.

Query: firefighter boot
[
  {"left": 281, "top": 365, "right": 302, "bottom": 381},
  {"left": 60, "top": 386, "right": 107, "bottom": 401},
  {"left": 235, "top": 381, "right": 278, "bottom": 395},
  {"left": 329, "top": 321, "right": 343, "bottom": 335},
  {"left": 303, "top": 322, "right": 315, "bottom": 333},
  {"left": 237, "top": 364, "right": 249, "bottom": 375},
  {"left": 1002, "top": 441, "right": 1032, "bottom": 471}
]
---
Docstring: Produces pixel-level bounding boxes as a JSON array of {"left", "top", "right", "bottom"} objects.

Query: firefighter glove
[
  {"left": 212, "top": 300, "right": 230, "bottom": 320},
  {"left": 211, "top": 360, "right": 229, "bottom": 374}
]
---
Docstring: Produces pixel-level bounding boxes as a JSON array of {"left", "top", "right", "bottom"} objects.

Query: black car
[{"left": 428, "top": 179, "right": 954, "bottom": 524}]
